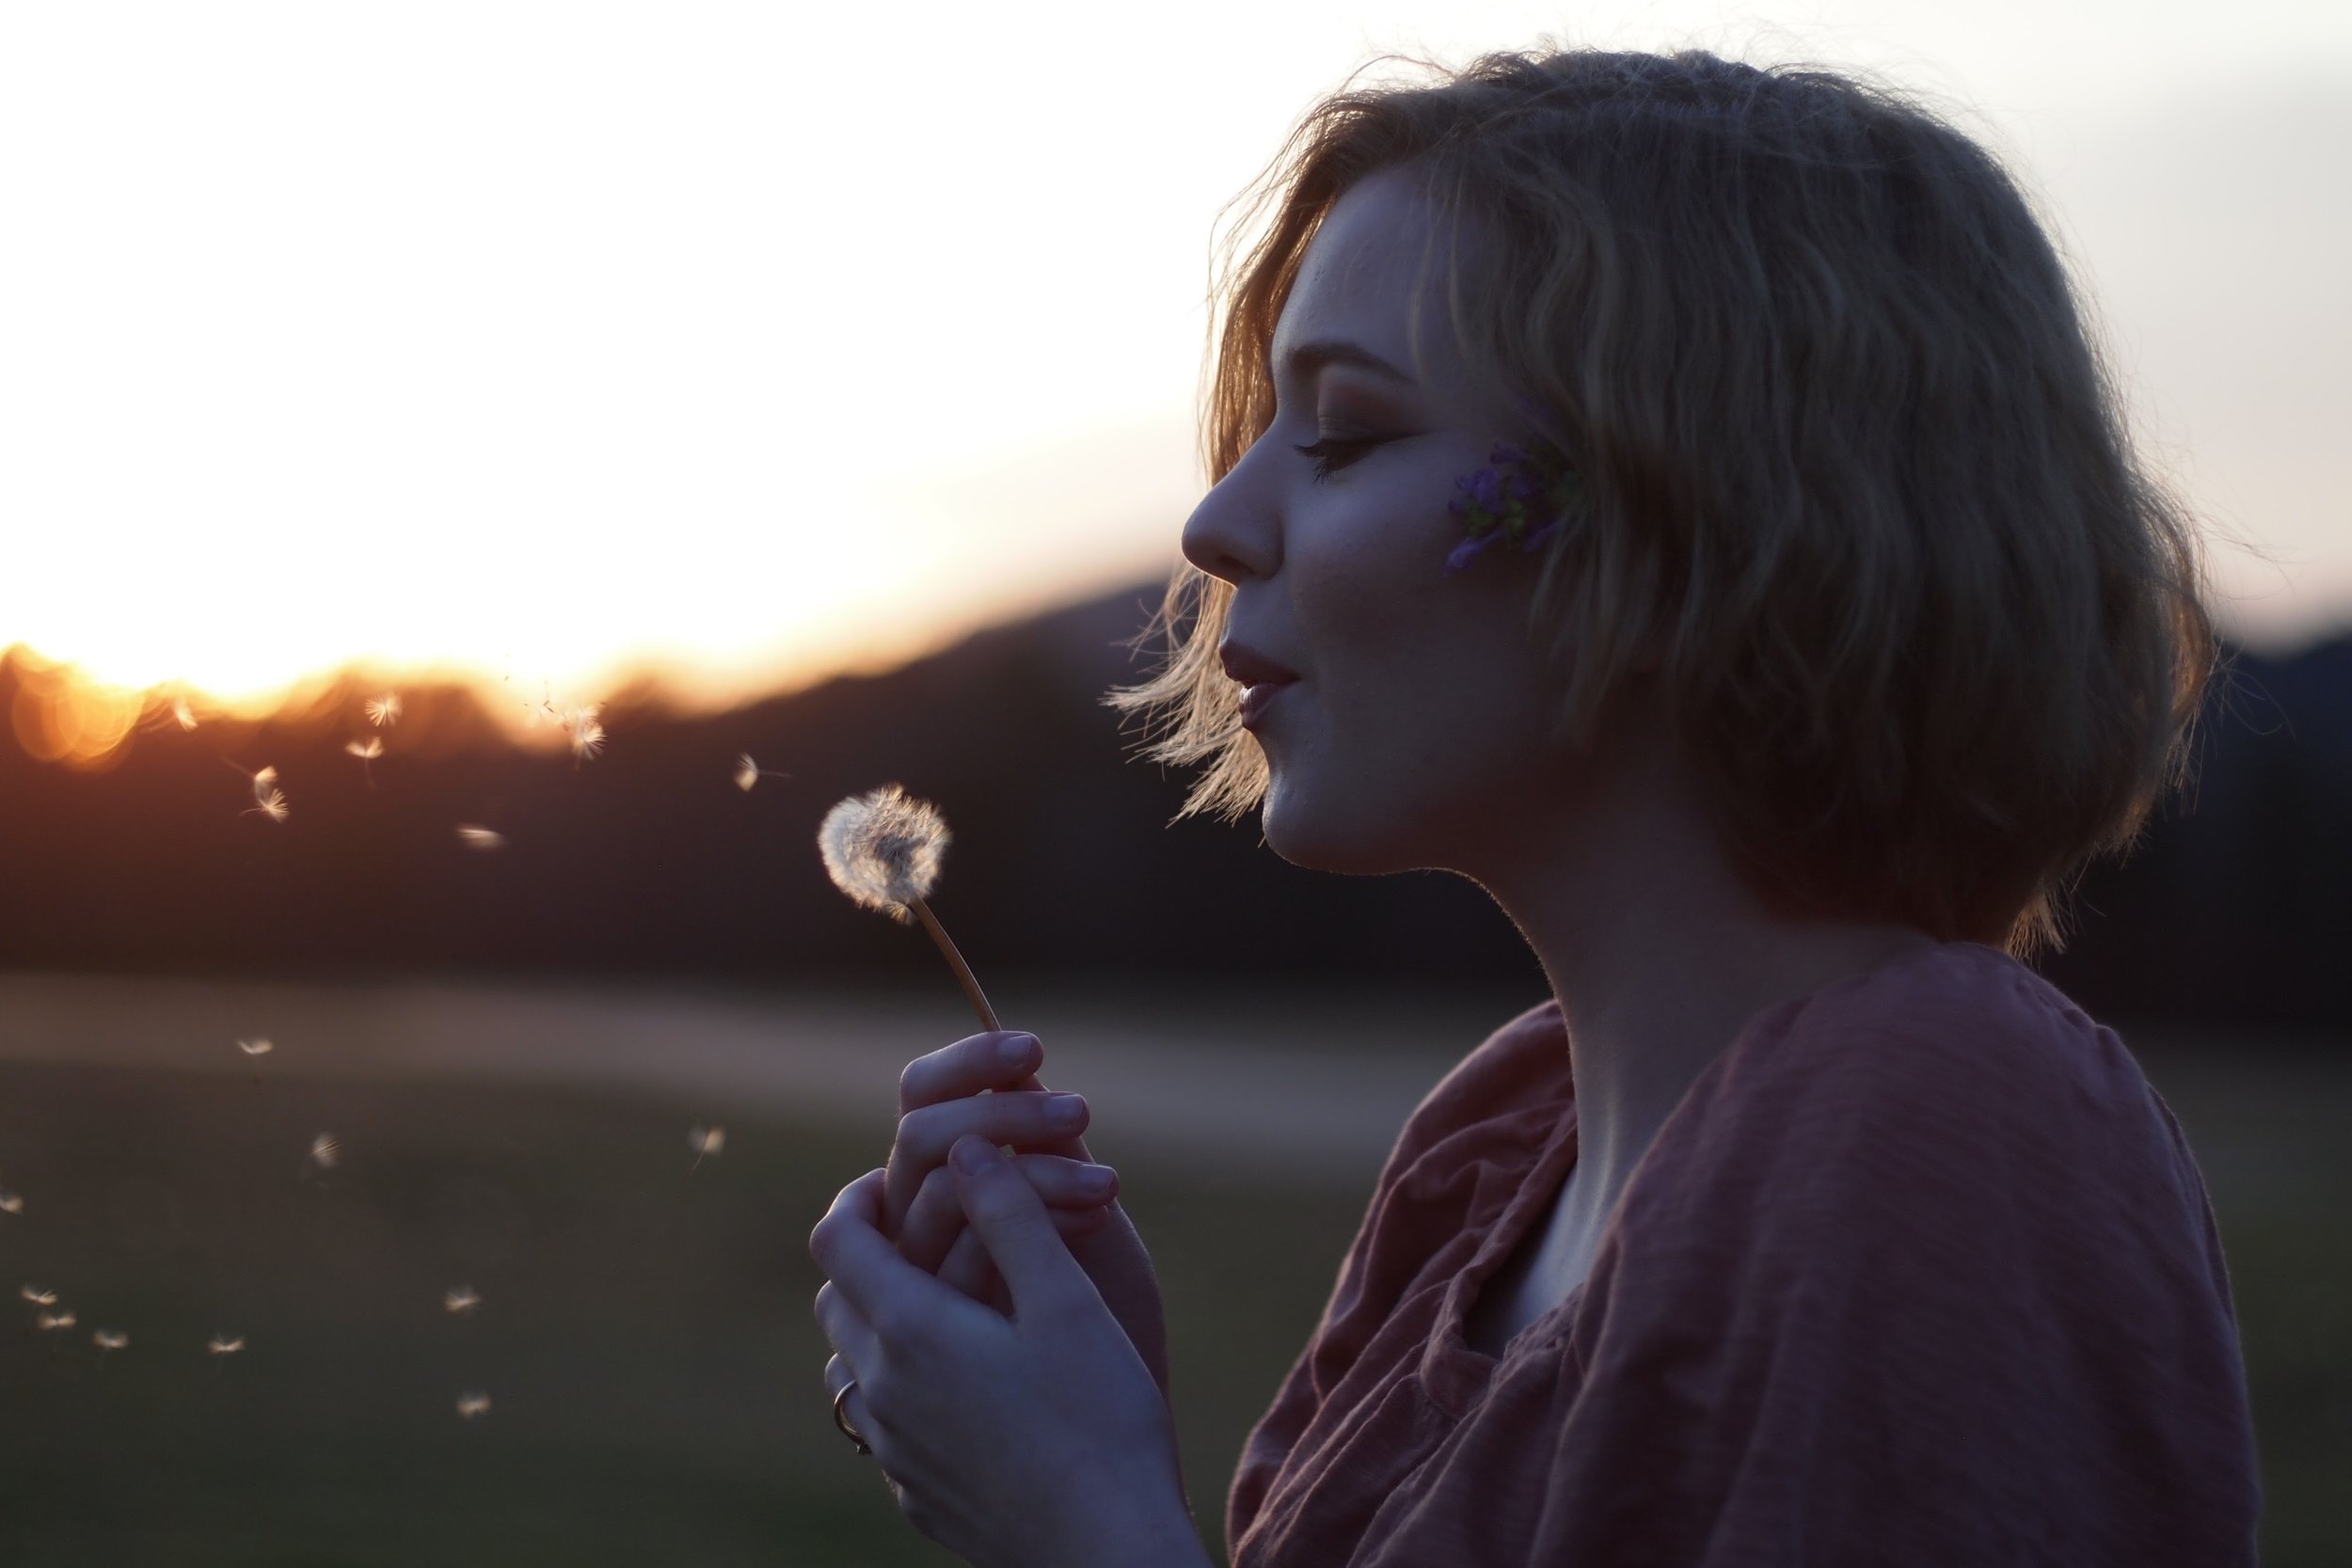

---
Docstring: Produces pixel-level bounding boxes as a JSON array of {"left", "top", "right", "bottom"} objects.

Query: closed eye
[{"left": 1292, "top": 435, "right": 1385, "bottom": 482}]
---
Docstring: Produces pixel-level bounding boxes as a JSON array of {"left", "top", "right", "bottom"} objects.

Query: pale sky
[{"left": 3, "top": 1, "right": 2346, "bottom": 714}]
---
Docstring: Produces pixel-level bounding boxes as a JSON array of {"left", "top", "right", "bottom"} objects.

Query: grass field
[{"left": 0, "top": 987, "right": 2343, "bottom": 1566}]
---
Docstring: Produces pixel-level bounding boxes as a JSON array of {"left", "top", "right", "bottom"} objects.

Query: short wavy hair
[{"left": 1105, "top": 44, "right": 2219, "bottom": 963}]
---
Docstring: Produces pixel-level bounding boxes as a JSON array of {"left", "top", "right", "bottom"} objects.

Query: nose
[{"left": 1181, "top": 442, "right": 1281, "bottom": 586}]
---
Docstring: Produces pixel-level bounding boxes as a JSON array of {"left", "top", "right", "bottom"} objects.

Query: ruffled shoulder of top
[{"left": 1375, "top": 995, "right": 1572, "bottom": 1193}]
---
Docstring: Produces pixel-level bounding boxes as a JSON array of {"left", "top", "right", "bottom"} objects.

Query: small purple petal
[{"left": 1443, "top": 534, "right": 1494, "bottom": 574}]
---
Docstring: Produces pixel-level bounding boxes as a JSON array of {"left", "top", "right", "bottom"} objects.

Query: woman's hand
[
  {"left": 812, "top": 1146, "right": 1208, "bottom": 1568},
  {"left": 886, "top": 1031, "right": 1171, "bottom": 1401},
  {"left": 886, "top": 1031, "right": 1116, "bottom": 1296}
]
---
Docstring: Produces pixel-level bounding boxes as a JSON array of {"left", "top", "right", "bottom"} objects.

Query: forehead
[{"left": 1269, "top": 168, "right": 1445, "bottom": 373}]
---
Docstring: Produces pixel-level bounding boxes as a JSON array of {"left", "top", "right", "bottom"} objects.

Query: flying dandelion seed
[
  {"left": 0, "top": 1193, "right": 24, "bottom": 1215},
  {"left": 455, "top": 825, "right": 507, "bottom": 852},
  {"left": 233, "top": 762, "right": 293, "bottom": 822},
  {"left": 365, "top": 692, "right": 403, "bottom": 727},
  {"left": 93, "top": 1328, "right": 127, "bottom": 1352},
  {"left": 36, "top": 1310, "right": 75, "bottom": 1332},
  {"left": 565, "top": 706, "right": 605, "bottom": 766},
  {"left": 735, "top": 753, "right": 793, "bottom": 792},
  {"left": 818, "top": 784, "right": 1000, "bottom": 1030},
  {"left": 688, "top": 1123, "right": 725, "bottom": 1172},
  {"left": 308, "top": 1133, "right": 341, "bottom": 1170},
  {"left": 172, "top": 696, "right": 198, "bottom": 731},
  {"left": 456, "top": 1391, "right": 492, "bottom": 1419},
  {"left": 20, "top": 1285, "right": 56, "bottom": 1307},
  {"left": 237, "top": 1037, "right": 274, "bottom": 1057},
  {"left": 443, "top": 1286, "right": 482, "bottom": 1315},
  {"left": 345, "top": 737, "right": 383, "bottom": 760},
  {"left": 207, "top": 1334, "right": 245, "bottom": 1356}
]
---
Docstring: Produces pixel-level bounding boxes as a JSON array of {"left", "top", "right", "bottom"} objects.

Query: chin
[{"left": 1258, "top": 775, "right": 1419, "bottom": 878}]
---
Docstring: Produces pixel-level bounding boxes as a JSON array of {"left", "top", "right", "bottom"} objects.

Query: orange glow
[{"left": 8, "top": 656, "right": 143, "bottom": 770}]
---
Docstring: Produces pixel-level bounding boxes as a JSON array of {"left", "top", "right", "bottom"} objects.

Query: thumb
[{"left": 949, "top": 1133, "right": 1089, "bottom": 1314}]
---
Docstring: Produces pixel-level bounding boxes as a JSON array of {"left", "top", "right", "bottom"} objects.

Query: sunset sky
[{"left": 3, "top": 1, "right": 2346, "bottom": 715}]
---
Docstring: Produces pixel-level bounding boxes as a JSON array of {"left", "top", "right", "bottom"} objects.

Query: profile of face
[{"left": 1182, "top": 166, "right": 1606, "bottom": 884}]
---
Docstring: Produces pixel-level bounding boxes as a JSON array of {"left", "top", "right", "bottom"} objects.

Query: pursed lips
[{"left": 1239, "top": 679, "right": 1295, "bottom": 728}]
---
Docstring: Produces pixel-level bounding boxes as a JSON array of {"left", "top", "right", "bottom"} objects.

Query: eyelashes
[{"left": 1291, "top": 434, "right": 1386, "bottom": 482}]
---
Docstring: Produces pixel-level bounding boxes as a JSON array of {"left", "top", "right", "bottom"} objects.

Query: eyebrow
[{"left": 1274, "top": 337, "right": 1415, "bottom": 387}]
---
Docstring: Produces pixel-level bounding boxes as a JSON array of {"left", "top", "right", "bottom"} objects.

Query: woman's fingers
[
  {"left": 884, "top": 1092, "right": 1092, "bottom": 1237},
  {"left": 937, "top": 1203, "right": 1109, "bottom": 1308},
  {"left": 898, "top": 1155, "right": 1119, "bottom": 1275},
  {"left": 920, "top": 1206, "right": 1108, "bottom": 1306},
  {"left": 898, "top": 1031, "right": 1048, "bottom": 1116},
  {"left": 937, "top": 1224, "right": 996, "bottom": 1305}
]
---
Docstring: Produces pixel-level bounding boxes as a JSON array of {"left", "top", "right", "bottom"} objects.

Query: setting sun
[{"left": 2, "top": 1, "right": 2344, "bottom": 734}]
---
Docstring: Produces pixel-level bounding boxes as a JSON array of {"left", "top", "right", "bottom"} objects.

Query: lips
[
  {"left": 1218, "top": 641, "right": 1301, "bottom": 686},
  {"left": 1239, "top": 680, "right": 1295, "bottom": 729}
]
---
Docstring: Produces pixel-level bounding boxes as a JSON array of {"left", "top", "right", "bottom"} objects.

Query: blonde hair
[{"left": 1106, "top": 45, "right": 2220, "bottom": 963}]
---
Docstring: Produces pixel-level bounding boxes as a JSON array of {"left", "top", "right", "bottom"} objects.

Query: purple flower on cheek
[
  {"left": 1443, "top": 436, "right": 1585, "bottom": 576},
  {"left": 1469, "top": 466, "right": 1505, "bottom": 512}
]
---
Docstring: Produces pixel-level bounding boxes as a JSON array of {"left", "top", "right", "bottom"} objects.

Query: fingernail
[
  {"left": 953, "top": 1135, "right": 998, "bottom": 1173},
  {"left": 998, "top": 1035, "right": 1034, "bottom": 1066},
  {"left": 1047, "top": 1093, "right": 1086, "bottom": 1127},
  {"left": 1080, "top": 1165, "right": 1116, "bottom": 1196}
]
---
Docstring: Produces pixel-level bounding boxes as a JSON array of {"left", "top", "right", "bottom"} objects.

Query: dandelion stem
[{"left": 908, "top": 895, "right": 998, "bottom": 1032}]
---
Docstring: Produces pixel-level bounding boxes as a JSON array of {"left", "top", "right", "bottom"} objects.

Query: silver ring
[{"left": 832, "top": 1377, "right": 872, "bottom": 1456}]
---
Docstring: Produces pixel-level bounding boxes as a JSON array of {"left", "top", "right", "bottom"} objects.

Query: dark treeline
[{"left": 2, "top": 585, "right": 2345, "bottom": 1040}]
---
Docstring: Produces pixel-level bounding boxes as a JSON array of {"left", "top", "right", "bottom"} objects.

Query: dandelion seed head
[
  {"left": 443, "top": 1286, "right": 482, "bottom": 1314},
  {"left": 690, "top": 1124, "right": 725, "bottom": 1158},
  {"left": 251, "top": 787, "right": 291, "bottom": 823},
  {"left": 366, "top": 692, "right": 403, "bottom": 727},
  {"left": 207, "top": 1333, "right": 245, "bottom": 1355},
  {"left": 93, "top": 1328, "right": 128, "bottom": 1351},
  {"left": 818, "top": 784, "right": 951, "bottom": 926},
  {"left": 456, "top": 1390, "right": 492, "bottom": 1419},
  {"left": 237, "top": 1037, "right": 274, "bottom": 1056},
  {"left": 735, "top": 754, "right": 760, "bottom": 792},
  {"left": 345, "top": 737, "right": 384, "bottom": 760},
  {"left": 172, "top": 696, "right": 198, "bottom": 731},
  {"left": 20, "top": 1285, "right": 56, "bottom": 1306},
  {"left": 455, "top": 825, "right": 507, "bottom": 851},
  {"left": 0, "top": 1193, "right": 21, "bottom": 1215},
  {"left": 309, "top": 1133, "right": 341, "bottom": 1169}
]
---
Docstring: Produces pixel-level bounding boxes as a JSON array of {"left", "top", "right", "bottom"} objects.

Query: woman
[{"left": 809, "top": 44, "right": 2262, "bottom": 1567}]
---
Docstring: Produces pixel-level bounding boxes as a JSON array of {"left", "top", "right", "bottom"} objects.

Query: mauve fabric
[{"left": 1225, "top": 942, "right": 2261, "bottom": 1566}]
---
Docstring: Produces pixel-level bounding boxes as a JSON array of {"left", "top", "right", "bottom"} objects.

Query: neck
[{"left": 1468, "top": 727, "right": 1937, "bottom": 1213}]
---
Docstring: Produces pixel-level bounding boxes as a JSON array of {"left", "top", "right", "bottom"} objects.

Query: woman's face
[{"left": 1182, "top": 166, "right": 1595, "bottom": 880}]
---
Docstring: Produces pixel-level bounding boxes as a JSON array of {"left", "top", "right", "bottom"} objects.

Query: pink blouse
[{"left": 1225, "top": 941, "right": 2261, "bottom": 1565}]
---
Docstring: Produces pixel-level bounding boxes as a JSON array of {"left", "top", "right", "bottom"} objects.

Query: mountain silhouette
[{"left": 2, "top": 589, "right": 2344, "bottom": 1039}]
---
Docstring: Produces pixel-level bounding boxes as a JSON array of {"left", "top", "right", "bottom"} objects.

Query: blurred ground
[{"left": 0, "top": 975, "right": 2344, "bottom": 1566}]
